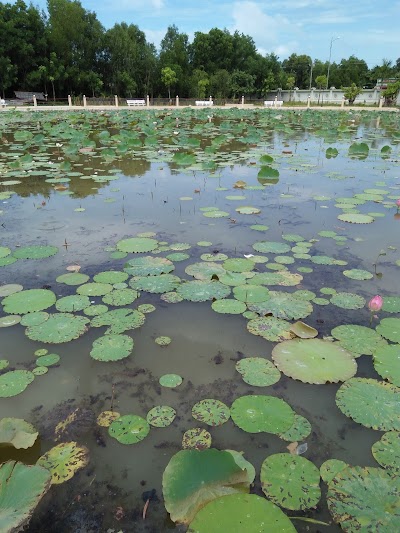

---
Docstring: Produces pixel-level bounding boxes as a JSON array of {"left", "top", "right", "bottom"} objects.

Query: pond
[{"left": 0, "top": 108, "right": 399, "bottom": 532}]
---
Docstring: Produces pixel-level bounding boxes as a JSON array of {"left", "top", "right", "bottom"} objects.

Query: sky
[{"left": 26, "top": 0, "right": 400, "bottom": 67}]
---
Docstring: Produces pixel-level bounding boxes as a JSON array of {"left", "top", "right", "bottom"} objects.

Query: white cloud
[{"left": 144, "top": 28, "right": 166, "bottom": 49}]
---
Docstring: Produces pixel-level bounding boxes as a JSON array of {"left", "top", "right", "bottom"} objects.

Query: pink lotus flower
[
  {"left": 396, "top": 199, "right": 400, "bottom": 208},
  {"left": 368, "top": 295, "right": 383, "bottom": 312}
]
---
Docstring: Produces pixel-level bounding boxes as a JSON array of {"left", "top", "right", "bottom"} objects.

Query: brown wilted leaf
[{"left": 286, "top": 441, "right": 298, "bottom": 455}]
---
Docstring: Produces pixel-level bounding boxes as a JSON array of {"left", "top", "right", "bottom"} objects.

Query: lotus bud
[
  {"left": 368, "top": 295, "right": 383, "bottom": 312},
  {"left": 397, "top": 199, "right": 400, "bottom": 212}
]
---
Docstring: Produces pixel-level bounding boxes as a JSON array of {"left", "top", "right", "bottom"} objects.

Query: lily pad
[
  {"left": 331, "top": 324, "right": 387, "bottom": 356},
  {"left": 36, "top": 353, "right": 60, "bottom": 367},
  {"left": 330, "top": 292, "right": 366, "bottom": 310},
  {"left": 56, "top": 272, "right": 90, "bottom": 286},
  {"left": 91, "top": 308, "right": 145, "bottom": 334},
  {"left": 185, "top": 262, "right": 226, "bottom": 280},
  {"left": 233, "top": 284, "right": 270, "bottom": 303},
  {"left": 223, "top": 258, "right": 255, "bottom": 273},
  {"left": 253, "top": 241, "right": 291, "bottom": 254},
  {"left": 90, "top": 334, "right": 133, "bottom": 361},
  {"left": 147, "top": 406, "right": 176, "bottom": 428},
  {"left": 290, "top": 321, "right": 318, "bottom": 339},
  {"left": 55, "top": 295, "right": 91, "bottom": 313},
  {"left": 382, "top": 297, "right": 400, "bottom": 314},
  {"left": 2, "top": 289, "right": 56, "bottom": 314},
  {"left": 155, "top": 336, "right": 171, "bottom": 346},
  {"left": 124, "top": 256, "right": 174, "bottom": 276},
  {"left": 249, "top": 291, "right": 313, "bottom": 320},
  {"left": 37, "top": 441, "right": 90, "bottom": 484},
  {"left": 0, "top": 370, "right": 35, "bottom": 397},
  {"left": 108, "top": 415, "right": 150, "bottom": 444},
  {"left": 116, "top": 237, "right": 158, "bottom": 253},
  {"left": 231, "top": 395, "right": 295, "bottom": 434},
  {"left": 0, "top": 418, "right": 38, "bottom": 449},
  {"left": 247, "top": 316, "right": 295, "bottom": 342},
  {"left": 336, "top": 378, "right": 400, "bottom": 431},
  {"left": 235, "top": 357, "right": 281, "bottom": 387},
  {"left": 278, "top": 414, "right": 312, "bottom": 442},
  {"left": 26, "top": 313, "right": 89, "bottom": 343},
  {"left": 130, "top": 274, "right": 181, "bottom": 294},
  {"left": 93, "top": 270, "right": 129, "bottom": 284},
  {"left": 320, "top": 459, "right": 349, "bottom": 484},
  {"left": 376, "top": 318, "right": 400, "bottom": 343},
  {"left": 0, "top": 284, "right": 23, "bottom": 297},
  {"left": 373, "top": 344, "right": 400, "bottom": 386},
  {"left": 337, "top": 213, "right": 374, "bottom": 224},
  {"left": 20, "top": 311, "right": 49, "bottom": 327},
  {"left": 0, "top": 315, "right": 21, "bottom": 327},
  {"left": 343, "top": 269, "right": 373, "bottom": 280},
  {"left": 96, "top": 411, "right": 120, "bottom": 427},
  {"left": 261, "top": 453, "right": 321, "bottom": 510},
  {"left": 212, "top": 299, "right": 247, "bottom": 314},
  {"left": 192, "top": 399, "right": 230, "bottom": 426},
  {"left": 371, "top": 431, "right": 400, "bottom": 473},
  {"left": 177, "top": 280, "right": 230, "bottom": 302},
  {"left": 182, "top": 428, "right": 212, "bottom": 450},
  {"left": 13, "top": 245, "right": 58, "bottom": 259},
  {"left": 159, "top": 374, "right": 183, "bottom": 388},
  {"left": 102, "top": 288, "right": 138, "bottom": 306},
  {"left": 76, "top": 282, "right": 113, "bottom": 296}
]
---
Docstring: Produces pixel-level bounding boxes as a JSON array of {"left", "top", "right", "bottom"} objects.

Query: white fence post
[
  {"left": 68, "top": 95, "right": 72, "bottom": 107},
  {"left": 83, "top": 95, "right": 87, "bottom": 107},
  {"left": 341, "top": 96, "right": 345, "bottom": 108},
  {"left": 379, "top": 96, "right": 384, "bottom": 108},
  {"left": 241, "top": 95, "right": 244, "bottom": 105},
  {"left": 114, "top": 95, "right": 118, "bottom": 107},
  {"left": 146, "top": 95, "right": 150, "bottom": 107},
  {"left": 33, "top": 95, "right": 37, "bottom": 107},
  {"left": 307, "top": 95, "right": 311, "bottom": 108},
  {"left": 176, "top": 95, "right": 179, "bottom": 106}
]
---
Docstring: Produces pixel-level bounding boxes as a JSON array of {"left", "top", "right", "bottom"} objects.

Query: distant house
[
  {"left": 375, "top": 78, "right": 399, "bottom": 90},
  {"left": 14, "top": 91, "right": 47, "bottom": 103}
]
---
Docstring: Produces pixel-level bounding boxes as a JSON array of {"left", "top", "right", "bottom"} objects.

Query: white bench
[
  {"left": 264, "top": 100, "right": 283, "bottom": 107},
  {"left": 127, "top": 99, "right": 146, "bottom": 106},
  {"left": 0, "top": 99, "right": 7, "bottom": 108},
  {"left": 195, "top": 100, "right": 213, "bottom": 106}
]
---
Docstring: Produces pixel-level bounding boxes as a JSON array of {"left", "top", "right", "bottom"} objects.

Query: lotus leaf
[
  {"left": 13, "top": 245, "right": 58, "bottom": 259},
  {"left": 250, "top": 224, "right": 269, "bottom": 231},
  {"left": 0, "top": 256, "right": 17, "bottom": 267},
  {"left": 261, "top": 453, "right": 321, "bottom": 510},
  {"left": 290, "top": 321, "right": 318, "bottom": 339},
  {"left": 203, "top": 210, "right": 229, "bottom": 218},
  {"left": 36, "top": 353, "right": 60, "bottom": 367},
  {"left": 116, "top": 237, "right": 158, "bottom": 253},
  {"left": 33, "top": 366, "right": 48, "bottom": 376},
  {"left": 146, "top": 406, "right": 176, "bottom": 428},
  {"left": 159, "top": 374, "right": 183, "bottom": 388},
  {"left": 182, "top": 428, "right": 212, "bottom": 450},
  {"left": 2, "top": 289, "right": 56, "bottom": 314},
  {"left": 0, "top": 461, "right": 51, "bottom": 532},
  {"left": 90, "top": 334, "right": 133, "bottom": 361},
  {"left": 160, "top": 291, "right": 184, "bottom": 304},
  {"left": 211, "top": 299, "right": 247, "bottom": 314},
  {"left": 253, "top": 241, "right": 291, "bottom": 254},
  {"left": 93, "top": 270, "right": 129, "bottom": 284},
  {"left": 223, "top": 258, "right": 255, "bottom": 273},
  {"left": 231, "top": 395, "right": 294, "bottom": 434},
  {"left": 56, "top": 272, "right": 90, "bottom": 285},
  {"left": 278, "top": 414, "right": 312, "bottom": 442},
  {"left": 247, "top": 316, "right": 295, "bottom": 342},
  {"left": 0, "top": 360, "right": 9, "bottom": 370},
  {"left": 162, "top": 448, "right": 254, "bottom": 524},
  {"left": 330, "top": 292, "right": 366, "bottom": 310},
  {"left": 166, "top": 252, "right": 190, "bottom": 262},
  {"left": 177, "top": 280, "right": 230, "bottom": 302},
  {"left": 55, "top": 295, "right": 91, "bottom": 312},
  {"left": 102, "top": 288, "right": 138, "bottom": 306},
  {"left": 371, "top": 431, "right": 400, "bottom": 473},
  {"left": 236, "top": 357, "right": 281, "bottom": 387},
  {"left": 343, "top": 269, "right": 373, "bottom": 280},
  {"left": 185, "top": 262, "right": 226, "bottom": 280},
  {"left": 20, "top": 311, "right": 49, "bottom": 327},
  {"left": 0, "top": 247, "right": 11, "bottom": 259},
  {"left": 188, "top": 493, "right": 296, "bottom": 533},
  {"left": 373, "top": 344, "right": 400, "bottom": 386},
  {"left": 338, "top": 213, "right": 374, "bottom": 224},
  {"left": 218, "top": 272, "right": 249, "bottom": 286},
  {"left": 155, "top": 336, "right": 171, "bottom": 346},
  {"left": 272, "top": 338, "right": 357, "bottom": 384},
  {"left": 26, "top": 313, "right": 89, "bottom": 343},
  {"left": 331, "top": 324, "right": 387, "bottom": 356},
  {"left": 137, "top": 304, "right": 156, "bottom": 313},
  {"left": 124, "top": 256, "right": 174, "bottom": 276},
  {"left": 76, "top": 282, "right": 113, "bottom": 296},
  {"left": 170, "top": 243, "right": 191, "bottom": 251},
  {"left": 96, "top": 411, "right": 120, "bottom": 427},
  {"left": 91, "top": 308, "right": 145, "bottom": 334},
  {"left": 336, "top": 378, "right": 400, "bottom": 431},
  {"left": 84, "top": 304, "right": 108, "bottom": 316},
  {"left": 0, "top": 418, "right": 38, "bottom": 449},
  {"left": 0, "top": 315, "right": 21, "bottom": 327},
  {"left": 130, "top": 274, "right": 181, "bottom": 294},
  {"left": 200, "top": 253, "right": 228, "bottom": 262},
  {"left": 274, "top": 255, "right": 294, "bottom": 265},
  {"left": 37, "top": 441, "right": 90, "bottom": 484},
  {"left": 382, "top": 296, "right": 400, "bottom": 314},
  {"left": 249, "top": 291, "right": 313, "bottom": 320},
  {"left": 0, "top": 370, "right": 35, "bottom": 397},
  {"left": 235, "top": 206, "right": 261, "bottom": 214},
  {"left": 376, "top": 318, "right": 400, "bottom": 343},
  {"left": 233, "top": 284, "right": 270, "bottom": 303},
  {"left": 191, "top": 399, "right": 230, "bottom": 426},
  {"left": 0, "top": 284, "right": 23, "bottom": 297},
  {"left": 108, "top": 415, "right": 150, "bottom": 444},
  {"left": 320, "top": 459, "right": 349, "bottom": 484},
  {"left": 327, "top": 466, "right": 400, "bottom": 532},
  {"left": 271, "top": 272, "right": 303, "bottom": 287}
]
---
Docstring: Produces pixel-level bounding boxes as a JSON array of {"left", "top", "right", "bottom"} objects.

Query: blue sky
[{"left": 28, "top": 0, "right": 400, "bottom": 66}]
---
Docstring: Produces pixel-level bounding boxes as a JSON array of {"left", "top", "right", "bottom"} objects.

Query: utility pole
[{"left": 326, "top": 36, "right": 340, "bottom": 89}]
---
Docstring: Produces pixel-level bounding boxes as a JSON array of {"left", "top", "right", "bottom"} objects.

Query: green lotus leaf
[
  {"left": 124, "top": 256, "right": 174, "bottom": 276},
  {"left": 26, "top": 312, "right": 89, "bottom": 343},
  {"left": 233, "top": 284, "right": 270, "bottom": 303},
  {"left": 0, "top": 256, "right": 17, "bottom": 267},
  {"left": 192, "top": 399, "right": 230, "bottom": 426},
  {"left": 261, "top": 453, "right": 321, "bottom": 510},
  {"left": 336, "top": 378, "right": 400, "bottom": 431},
  {"left": 252, "top": 241, "right": 291, "bottom": 254},
  {"left": 182, "top": 428, "right": 212, "bottom": 450},
  {"left": 0, "top": 370, "right": 35, "bottom": 398},
  {"left": 337, "top": 213, "right": 374, "bottom": 224},
  {"left": 2, "top": 289, "right": 56, "bottom": 314},
  {"left": 0, "top": 284, "right": 23, "bottom": 297},
  {"left": 0, "top": 418, "right": 38, "bottom": 449},
  {"left": 218, "top": 272, "right": 249, "bottom": 286},
  {"left": 373, "top": 344, "right": 400, "bottom": 386},
  {"left": 0, "top": 247, "right": 11, "bottom": 259},
  {"left": 231, "top": 395, "right": 294, "bottom": 434},
  {"left": 130, "top": 274, "right": 181, "bottom": 294},
  {"left": 102, "top": 288, "right": 138, "bottom": 306},
  {"left": 223, "top": 258, "right": 255, "bottom": 273},
  {"left": 91, "top": 308, "right": 145, "bottom": 334},
  {"left": 0, "top": 360, "right": 9, "bottom": 370},
  {"left": 376, "top": 318, "right": 400, "bottom": 343},
  {"left": 108, "top": 414, "right": 150, "bottom": 444},
  {"left": 90, "top": 334, "right": 133, "bottom": 362},
  {"left": 76, "top": 282, "right": 113, "bottom": 296},
  {"left": 166, "top": 252, "right": 190, "bottom": 262},
  {"left": 348, "top": 141, "right": 369, "bottom": 157},
  {"left": 343, "top": 269, "right": 373, "bottom": 280},
  {"left": 159, "top": 374, "right": 183, "bottom": 388},
  {"left": 36, "top": 353, "right": 60, "bottom": 367},
  {"left": 185, "top": 261, "right": 226, "bottom": 281},
  {"left": 200, "top": 253, "right": 228, "bottom": 262},
  {"left": 236, "top": 357, "right": 281, "bottom": 387},
  {"left": 170, "top": 242, "right": 191, "bottom": 251},
  {"left": 20, "top": 311, "right": 49, "bottom": 327},
  {"left": 92, "top": 270, "right": 128, "bottom": 284},
  {"left": 331, "top": 324, "right": 387, "bottom": 356},
  {"left": 146, "top": 406, "right": 176, "bottom": 428},
  {"left": 55, "top": 295, "right": 91, "bottom": 312},
  {"left": 278, "top": 414, "right": 312, "bottom": 442},
  {"left": 137, "top": 304, "right": 156, "bottom": 313},
  {"left": 371, "top": 431, "right": 400, "bottom": 473},
  {"left": 177, "top": 280, "right": 230, "bottom": 302},
  {"left": 162, "top": 448, "right": 254, "bottom": 524},
  {"left": 290, "top": 321, "right": 318, "bottom": 339},
  {"left": 249, "top": 291, "right": 313, "bottom": 320},
  {"left": 160, "top": 291, "right": 184, "bottom": 304},
  {"left": 327, "top": 466, "right": 400, "bottom": 531},
  {"left": 247, "top": 272, "right": 285, "bottom": 286},
  {"left": 0, "top": 461, "right": 51, "bottom": 532},
  {"left": 282, "top": 233, "right": 305, "bottom": 242},
  {"left": 83, "top": 304, "right": 108, "bottom": 316},
  {"left": 272, "top": 338, "right": 357, "bottom": 384},
  {"left": 37, "top": 441, "right": 90, "bottom": 484},
  {"left": 13, "top": 245, "right": 58, "bottom": 259},
  {"left": 235, "top": 206, "right": 261, "bottom": 214},
  {"left": 250, "top": 224, "right": 269, "bottom": 231},
  {"left": 188, "top": 493, "right": 296, "bottom": 533},
  {"left": 382, "top": 296, "right": 400, "bottom": 314},
  {"left": 0, "top": 315, "right": 21, "bottom": 327},
  {"left": 330, "top": 292, "right": 366, "bottom": 310},
  {"left": 211, "top": 298, "right": 247, "bottom": 314},
  {"left": 320, "top": 459, "right": 349, "bottom": 484},
  {"left": 247, "top": 316, "right": 295, "bottom": 342},
  {"left": 55, "top": 272, "right": 90, "bottom": 285},
  {"left": 203, "top": 209, "right": 229, "bottom": 218},
  {"left": 172, "top": 152, "right": 196, "bottom": 165},
  {"left": 116, "top": 237, "right": 158, "bottom": 253},
  {"left": 155, "top": 336, "right": 171, "bottom": 346}
]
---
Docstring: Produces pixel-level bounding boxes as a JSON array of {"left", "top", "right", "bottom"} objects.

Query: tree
[
  {"left": 229, "top": 70, "right": 255, "bottom": 98},
  {"left": 0, "top": 57, "right": 17, "bottom": 98},
  {"left": 315, "top": 75, "right": 327, "bottom": 88},
  {"left": 286, "top": 75, "right": 295, "bottom": 101},
  {"left": 209, "top": 69, "right": 231, "bottom": 99},
  {"left": 159, "top": 25, "right": 190, "bottom": 96},
  {"left": 37, "top": 52, "right": 65, "bottom": 100},
  {"left": 282, "top": 54, "right": 312, "bottom": 88},
  {"left": 161, "top": 67, "right": 177, "bottom": 99},
  {"left": 190, "top": 69, "right": 209, "bottom": 99},
  {"left": 382, "top": 81, "right": 400, "bottom": 106},
  {"left": 342, "top": 83, "right": 362, "bottom": 105}
]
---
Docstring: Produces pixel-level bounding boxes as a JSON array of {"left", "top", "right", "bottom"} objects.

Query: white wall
[{"left": 265, "top": 87, "right": 400, "bottom": 105}]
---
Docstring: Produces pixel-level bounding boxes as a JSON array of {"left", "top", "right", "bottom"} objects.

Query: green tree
[
  {"left": 382, "top": 81, "right": 400, "bottom": 106},
  {"left": 342, "top": 83, "right": 362, "bottom": 105},
  {"left": 37, "top": 52, "right": 65, "bottom": 100},
  {"left": 333, "top": 56, "right": 368, "bottom": 87},
  {"left": 0, "top": 57, "right": 17, "bottom": 98},
  {"left": 282, "top": 54, "right": 312, "bottom": 88},
  {"left": 286, "top": 75, "right": 295, "bottom": 101},
  {"left": 209, "top": 69, "right": 231, "bottom": 99},
  {"left": 229, "top": 70, "right": 255, "bottom": 98},
  {"left": 161, "top": 66, "right": 177, "bottom": 99},
  {"left": 315, "top": 75, "right": 327, "bottom": 88},
  {"left": 190, "top": 69, "right": 209, "bottom": 99}
]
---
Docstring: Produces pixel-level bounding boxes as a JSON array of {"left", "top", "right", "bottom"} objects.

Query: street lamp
[
  {"left": 326, "top": 36, "right": 340, "bottom": 89},
  {"left": 309, "top": 60, "right": 314, "bottom": 90}
]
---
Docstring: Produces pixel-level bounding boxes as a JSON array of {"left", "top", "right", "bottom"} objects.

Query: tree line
[{"left": 1, "top": 0, "right": 400, "bottom": 100}]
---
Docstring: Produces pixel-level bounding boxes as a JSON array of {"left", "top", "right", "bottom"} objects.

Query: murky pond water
[{"left": 0, "top": 108, "right": 399, "bottom": 532}]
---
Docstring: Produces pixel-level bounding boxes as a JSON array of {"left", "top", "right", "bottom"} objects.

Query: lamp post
[
  {"left": 309, "top": 60, "right": 314, "bottom": 90},
  {"left": 326, "top": 36, "right": 340, "bottom": 89}
]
